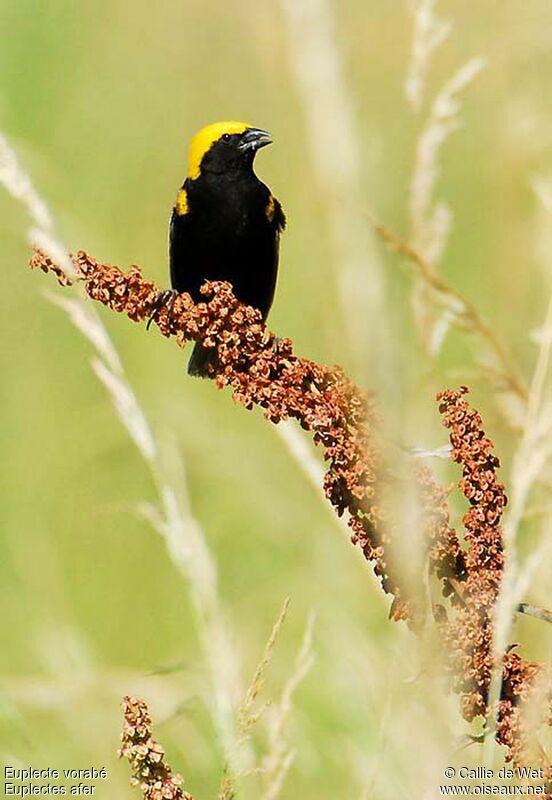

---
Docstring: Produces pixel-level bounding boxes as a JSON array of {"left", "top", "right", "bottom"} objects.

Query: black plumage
[{"left": 168, "top": 122, "right": 286, "bottom": 377}]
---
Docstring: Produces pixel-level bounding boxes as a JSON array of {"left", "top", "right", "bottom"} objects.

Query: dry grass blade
[
  {"left": 260, "top": 612, "right": 316, "bottom": 800},
  {"left": 239, "top": 597, "right": 291, "bottom": 734},
  {"left": 405, "top": 0, "right": 451, "bottom": 113},
  {"left": 409, "top": 56, "right": 485, "bottom": 267},
  {"left": 369, "top": 215, "right": 528, "bottom": 401},
  {"left": 273, "top": 422, "right": 325, "bottom": 493},
  {"left": 0, "top": 132, "right": 52, "bottom": 230},
  {"left": 279, "top": 0, "right": 390, "bottom": 378},
  {"left": 506, "top": 295, "right": 552, "bottom": 539},
  {"left": 0, "top": 131, "right": 75, "bottom": 278},
  {"left": 45, "top": 290, "right": 123, "bottom": 373},
  {"left": 92, "top": 357, "right": 158, "bottom": 462},
  {"left": 403, "top": 11, "right": 485, "bottom": 354},
  {"left": 273, "top": 421, "right": 351, "bottom": 536}
]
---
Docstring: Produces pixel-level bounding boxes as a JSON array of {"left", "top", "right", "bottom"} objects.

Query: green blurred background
[{"left": 1, "top": 1, "right": 552, "bottom": 797}]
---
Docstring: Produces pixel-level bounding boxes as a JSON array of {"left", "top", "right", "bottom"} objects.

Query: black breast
[{"left": 169, "top": 172, "right": 281, "bottom": 320}]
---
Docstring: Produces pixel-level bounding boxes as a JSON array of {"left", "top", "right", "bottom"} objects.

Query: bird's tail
[{"left": 187, "top": 342, "right": 218, "bottom": 379}]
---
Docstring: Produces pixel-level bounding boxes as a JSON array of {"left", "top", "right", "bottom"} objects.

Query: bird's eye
[{"left": 222, "top": 133, "right": 232, "bottom": 143}]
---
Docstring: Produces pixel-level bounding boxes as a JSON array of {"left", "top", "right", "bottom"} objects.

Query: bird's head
[{"left": 187, "top": 121, "right": 272, "bottom": 180}]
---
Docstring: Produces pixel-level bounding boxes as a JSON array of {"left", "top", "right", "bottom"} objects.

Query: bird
[{"left": 163, "top": 120, "right": 286, "bottom": 378}]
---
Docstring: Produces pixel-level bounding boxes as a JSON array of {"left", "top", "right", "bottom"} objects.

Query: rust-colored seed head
[
  {"left": 31, "top": 250, "right": 552, "bottom": 778},
  {"left": 30, "top": 248, "right": 400, "bottom": 606},
  {"left": 434, "top": 388, "right": 506, "bottom": 726}
]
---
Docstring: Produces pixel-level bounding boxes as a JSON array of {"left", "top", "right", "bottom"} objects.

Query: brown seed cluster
[
  {"left": 435, "top": 387, "right": 507, "bottom": 720},
  {"left": 497, "top": 653, "right": 544, "bottom": 762},
  {"left": 29, "top": 249, "right": 552, "bottom": 777},
  {"left": 30, "top": 248, "right": 401, "bottom": 609},
  {"left": 439, "top": 387, "right": 506, "bottom": 578},
  {"left": 497, "top": 654, "right": 552, "bottom": 797},
  {"left": 119, "top": 696, "right": 192, "bottom": 800},
  {"left": 433, "top": 388, "right": 552, "bottom": 783}
]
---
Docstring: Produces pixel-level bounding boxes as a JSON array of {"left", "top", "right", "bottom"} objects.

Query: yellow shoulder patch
[
  {"left": 266, "top": 194, "right": 276, "bottom": 222},
  {"left": 188, "top": 120, "right": 249, "bottom": 180},
  {"left": 175, "top": 187, "right": 189, "bottom": 216}
]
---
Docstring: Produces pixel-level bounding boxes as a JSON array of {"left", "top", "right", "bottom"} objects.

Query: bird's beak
[{"left": 238, "top": 128, "right": 273, "bottom": 152}]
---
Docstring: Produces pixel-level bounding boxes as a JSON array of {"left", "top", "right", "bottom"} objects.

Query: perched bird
[{"left": 166, "top": 120, "right": 286, "bottom": 377}]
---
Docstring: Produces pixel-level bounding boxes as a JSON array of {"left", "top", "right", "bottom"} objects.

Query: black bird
[{"left": 168, "top": 120, "right": 286, "bottom": 377}]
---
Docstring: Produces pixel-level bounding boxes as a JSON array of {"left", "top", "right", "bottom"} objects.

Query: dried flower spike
[
  {"left": 119, "top": 696, "right": 192, "bottom": 800},
  {"left": 30, "top": 248, "right": 404, "bottom": 611},
  {"left": 29, "top": 249, "right": 552, "bottom": 775}
]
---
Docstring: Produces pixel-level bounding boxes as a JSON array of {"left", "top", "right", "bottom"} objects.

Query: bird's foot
[{"left": 146, "top": 289, "right": 179, "bottom": 331}]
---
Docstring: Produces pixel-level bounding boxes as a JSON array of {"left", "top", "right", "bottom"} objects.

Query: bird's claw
[{"left": 146, "top": 289, "right": 179, "bottom": 331}]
